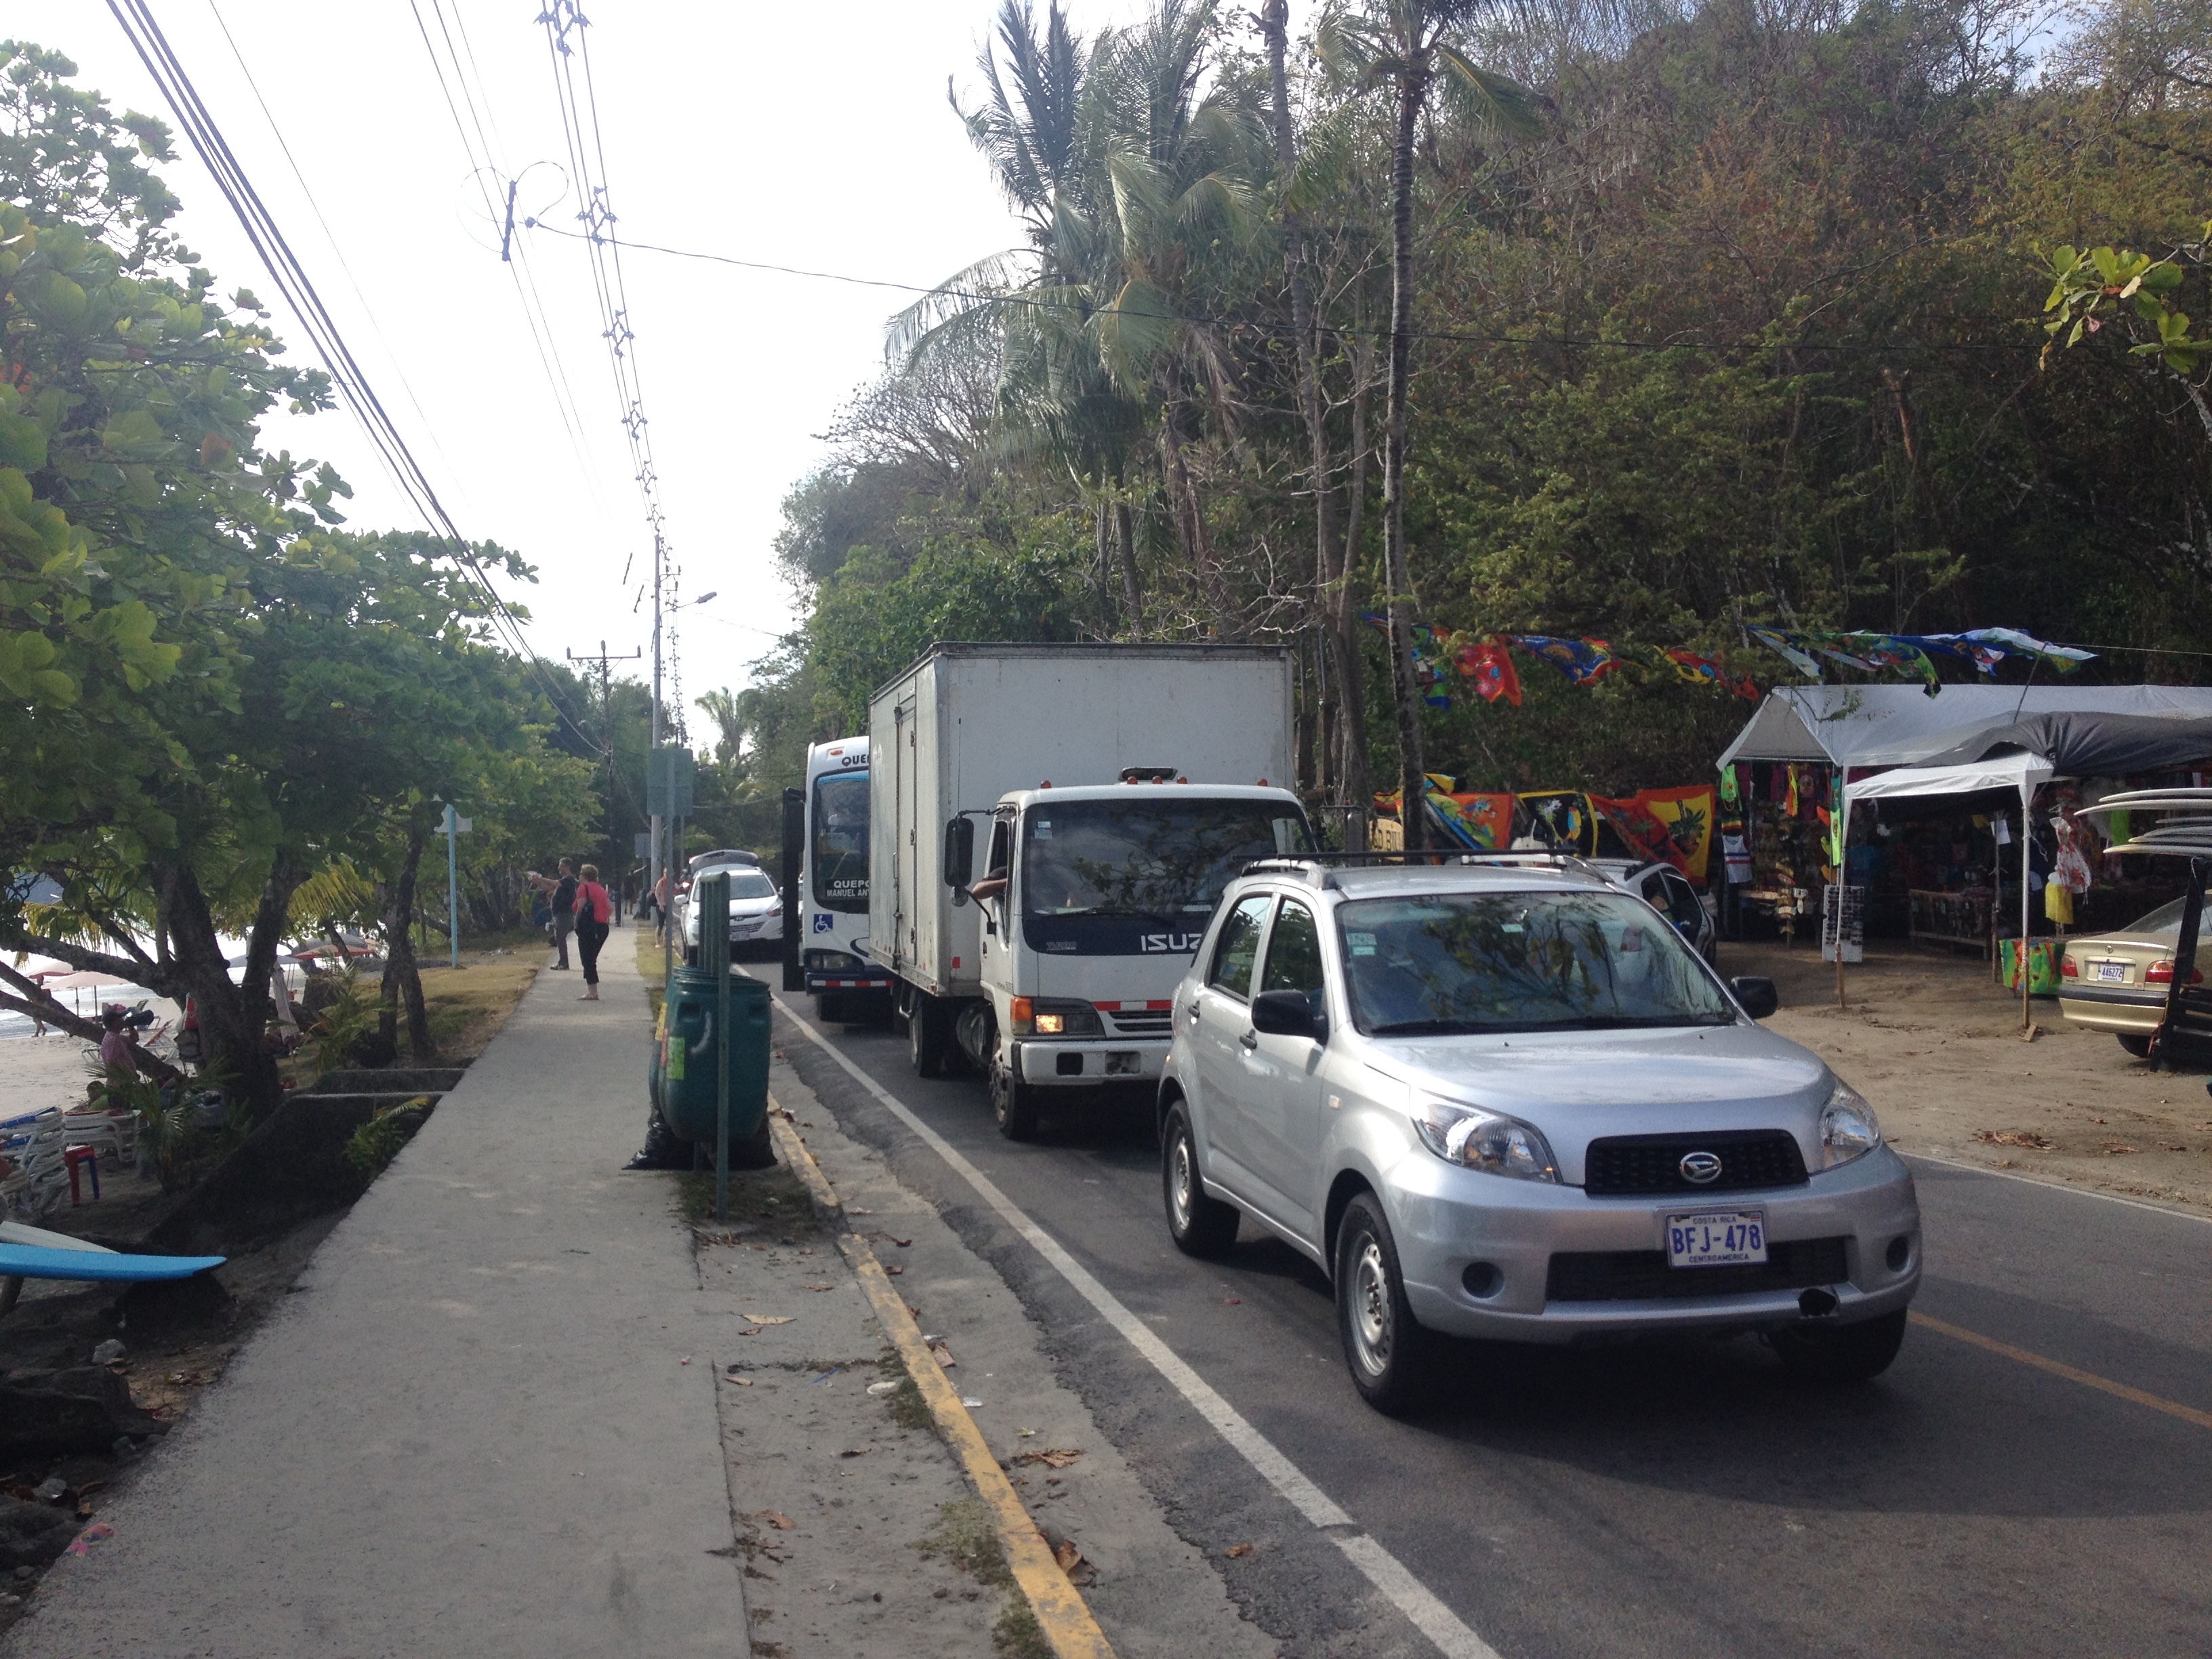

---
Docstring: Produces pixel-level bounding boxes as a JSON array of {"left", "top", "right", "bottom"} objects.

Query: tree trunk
[
  {"left": 1114, "top": 488, "right": 1144, "bottom": 637},
  {"left": 1382, "top": 65, "right": 1429, "bottom": 848},
  {"left": 1341, "top": 329, "right": 1374, "bottom": 815},
  {"left": 1092, "top": 495, "right": 1117, "bottom": 635},
  {"left": 155, "top": 855, "right": 291, "bottom": 1122},
  {"left": 380, "top": 825, "right": 434, "bottom": 1060},
  {"left": 1162, "top": 417, "right": 1236, "bottom": 633}
]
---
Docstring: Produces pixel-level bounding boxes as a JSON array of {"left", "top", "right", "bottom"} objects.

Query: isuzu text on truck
[{"left": 867, "top": 644, "right": 1313, "bottom": 1139}]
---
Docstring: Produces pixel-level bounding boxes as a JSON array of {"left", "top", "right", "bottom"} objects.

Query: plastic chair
[{"left": 64, "top": 1145, "right": 101, "bottom": 1205}]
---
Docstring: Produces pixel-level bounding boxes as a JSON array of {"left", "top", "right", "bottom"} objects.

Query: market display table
[{"left": 1909, "top": 887, "right": 1994, "bottom": 951}]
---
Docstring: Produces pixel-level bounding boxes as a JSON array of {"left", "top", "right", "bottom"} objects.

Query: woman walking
[{"left": 574, "top": 863, "right": 613, "bottom": 1001}]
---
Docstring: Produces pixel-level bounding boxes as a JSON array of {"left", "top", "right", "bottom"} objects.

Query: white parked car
[
  {"left": 1157, "top": 855, "right": 1920, "bottom": 1414},
  {"left": 681, "top": 863, "right": 783, "bottom": 964}
]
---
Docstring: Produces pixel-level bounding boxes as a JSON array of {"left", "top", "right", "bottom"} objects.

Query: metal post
[
  {"left": 444, "top": 802, "right": 460, "bottom": 970},
  {"left": 649, "top": 533, "right": 664, "bottom": 926},
  {"left": 705, "top": 869, "right": 731, "bottom": 1224}
]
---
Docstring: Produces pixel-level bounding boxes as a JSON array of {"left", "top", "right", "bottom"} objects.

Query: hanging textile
[
  {"left": 1719, "top": 764, "right": 1741, "bottom": 808},
  {"left": 1662, "top": 648, "right": 1760, "bottom": 701},
  {"left": 1845, "top": 634, "right": 1942, "bottom": 695},
  {"left": 1427, "top": 790, "right": 1514, "bottom": 850},
  {"left": 1784, "top": 765, "right": 1803, "bottom": 817},
  {"left": 1590, "top": 794, "right": 1676, "bottom": 865},
  {"left": 1451, "top": 635, "right": 1523, "bottom": 705},
  {"left": 1519, "top": 790, "right": 1595, "bottom": 853},
  {"left": 1509, "top": 636, "right": 1622, "bottom": 687},
  {"left": 1723, "top": 833, "right": 1753, "bottom": 883},
  {"left": 1748, "top": 628, "right": 1825, "bottom": 680},
  {"left": 1954, "top": 628, "right": 2095, "bottom": 672},
  {"left": 1635, "top": 785, "right": 1717, "bottom": 881}
]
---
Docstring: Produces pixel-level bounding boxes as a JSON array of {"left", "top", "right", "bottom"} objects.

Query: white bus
[{"left": 800, "top": 735, "right": 893, "bottom": 1021}]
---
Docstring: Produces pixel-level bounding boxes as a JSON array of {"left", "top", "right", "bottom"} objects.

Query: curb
[{"left": 765, "top": 1103, "right": 1117, "bottom": 1659}]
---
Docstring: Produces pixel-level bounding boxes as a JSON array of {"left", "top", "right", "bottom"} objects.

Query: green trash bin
[{"left": 657, "top": 966, "right": 772, "bottom": 1151}]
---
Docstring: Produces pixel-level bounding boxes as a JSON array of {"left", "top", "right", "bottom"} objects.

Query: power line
[
  {"left": 105, "top": 0, "right": 595, "bottom": 749},
  {"left": 522, "top": 220, "right": 2037, "bottom": 360}
]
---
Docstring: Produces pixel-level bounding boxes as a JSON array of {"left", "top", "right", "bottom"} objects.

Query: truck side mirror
[{"left": 943, "top": 816, "right": 975, "bottom": 892}]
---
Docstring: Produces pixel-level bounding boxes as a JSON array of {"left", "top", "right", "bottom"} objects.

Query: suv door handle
[
  {"left": 1238, "top": 1029, "right": 1258, "bottom": 1051},
  {"left": 1186, "top": 1000, "right": 1202, "bottom": 1023}
]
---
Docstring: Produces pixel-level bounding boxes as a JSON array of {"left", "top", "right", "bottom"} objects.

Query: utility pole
[
  {"left": 650, "top": 533, "right": 664, "bottom": 924},
  {"left": 569, "top": 640, "right": 641, "bottom": 916}
]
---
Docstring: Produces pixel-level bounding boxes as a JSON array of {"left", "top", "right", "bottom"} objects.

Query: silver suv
[{"left": 1157, "top": 855, "right": 1920, "bottom": 1414}]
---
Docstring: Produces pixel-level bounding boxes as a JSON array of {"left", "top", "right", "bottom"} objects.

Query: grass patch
[
  {"left": 875, "top": 1347, "right": 933, "bottom": 1432},
  {"left": 415, "top": 940, "right": 542, "bottom": 1063},
  {"left": 916, "top": 1500, "right": 1050, "bottom": 1659},
  {"left": 676, "top": 1162, "right": 815, "bottom": 1227}
]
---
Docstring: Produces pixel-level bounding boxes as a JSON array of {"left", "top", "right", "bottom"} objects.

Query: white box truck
[{"left": 867, "top": 642, "right": 1312, "bottom": 1138}]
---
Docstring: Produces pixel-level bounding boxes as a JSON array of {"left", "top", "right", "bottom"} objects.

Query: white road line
[
  {"left": 1902, "top": 1150, "right": 2212, "bottom": 1225},
  {"left": 779, "top": 999, "right": 1502, "bottom": 1659}
]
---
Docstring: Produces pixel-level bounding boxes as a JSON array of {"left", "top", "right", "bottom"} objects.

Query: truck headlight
[
  {"left": 1009, "top": 996, "right": 1101, "bottom": 1037},
  {"left": 1411, "top": 1092, "right": 1558, "bottom": 1182},
  {"left": 1820, "top": 1080, "right": 1883, "bottom": 1168}
]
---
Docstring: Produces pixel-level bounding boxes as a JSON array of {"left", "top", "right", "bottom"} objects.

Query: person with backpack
[
  {"left": 573, "top": 863, "right": 613, "bottom": 1000},
  {"left": 527, "top": 859, "right": 579, "bottom": 969}
]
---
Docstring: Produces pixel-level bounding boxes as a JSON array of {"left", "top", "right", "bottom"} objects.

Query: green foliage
[
  {"left": 343, "top": 1096, "right": 430, "bottom": 1181},
  {"left": 306, "top": 968, "right": 380, "bottom": 1074}
]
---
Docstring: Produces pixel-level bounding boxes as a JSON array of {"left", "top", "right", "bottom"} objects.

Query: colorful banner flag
[
  {"left": 1427, "top": 790, "right": 1514, "bottom": 851},
  {"left": 1510, "top": 635, "right": 1622, "bottom": 687},
  {"left": 1591, "top": 794, "right": 1677, "bottom": 865},
  {"left": 1518, "top": 789, "right": 1595, "bottom": 853},
  {"left": 1662, "top": 647, "right": 1759, "bottom": 701},
  {"left": 1451, "top": 635, "right": 1522, "bottom": 705},
  {"left": 1748, "top": 627, "right": 1824, "bottom": 680},
  {"left": 1635, "top": 785, "right": 1717, "bottom": 882}
]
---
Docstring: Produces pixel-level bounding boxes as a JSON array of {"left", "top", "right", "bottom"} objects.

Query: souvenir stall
[{"left": 1719, "top": 684, "right": 2212, "bottom": 1015}]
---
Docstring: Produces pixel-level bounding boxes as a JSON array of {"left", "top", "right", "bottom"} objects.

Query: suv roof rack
[{"left": 1240, "top": 849, "right": 1610, "bottom": 889}]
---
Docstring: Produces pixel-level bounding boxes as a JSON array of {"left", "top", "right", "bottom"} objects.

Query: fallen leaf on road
[
  {"left": 886, "top": 1264, "right": 905, "bottom": 1276},
  {"left": 2165, "top": 1144, "right": 2188, "bottom": 1152},
  {"left": 744, "top": 1315, "right": 796, "bottom": 1326},
  {"left": 729, "top": 1377, "right": 754, "bottom": 1387},
  {"left": 1014, "top": 1448, "right": 1084, "bottom": 1469},
  {"left": 840, "top": 1448, "right": 870, "bottom": 1458},
  {"left": 930, "top": 1342, "right": 956, "bottom": 1368},
  {"left": 754, "top": 1511, "right": 794, "bottom": 1530},
  {"left": 2104, "top": 1143, "right": 2137, "bottom": 1155},
  {"left": 1974, "top": 1130, "right": 2053, "bottom": 1150},
  {"left": 1053, "top": 1538, "right": 1094, "bottom": 1583},
  {"left": 1224, "top": 1542, "right": 1253, "bottom": 1559},
  {"left": 802, "top": 1284, "right": 835, "bottom": 1292},
  {"left": 847, "top": 1206, "right": 874, "bottom": 1215},
  {"left": 891, "top": 1237, "right": 912, "bottom": 1248},
  {"left": 1225, "top": 1296, "right": 1242, "bottom": 1305}
]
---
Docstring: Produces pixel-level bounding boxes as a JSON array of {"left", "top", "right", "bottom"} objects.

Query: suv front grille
[
  {"left": 1546, "top": 1236, "right": 1849, "bottom": 1302},
  {"left": 1582, "top": 1130, "right": 1807, "bottom": 1195}
]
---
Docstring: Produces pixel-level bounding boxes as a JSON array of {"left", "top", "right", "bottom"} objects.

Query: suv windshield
[
  {"left": 1023, "top": 800, "right": 1311, "bottom": 920},
  {"left": 702, "top": 867, "right": 777, "bottom": 901},
  {"left": 1337, "top": 890, "right": 1736, "bottom": 1036},
  {"left": 811, "top": 772, "right": 869, "bottom": 913}
]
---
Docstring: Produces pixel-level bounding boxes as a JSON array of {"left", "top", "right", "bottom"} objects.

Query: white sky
[{"left": 35, "top": 1, "right": 1101, "bottom": 723}]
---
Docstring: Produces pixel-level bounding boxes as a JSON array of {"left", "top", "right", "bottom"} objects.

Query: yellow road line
[
  {"left": 766, "top": 1104, "right": 1117, "bottom": 1659},
  {"left": 1912, "top": 1311, "right": 2212, "bottom": 1431}
]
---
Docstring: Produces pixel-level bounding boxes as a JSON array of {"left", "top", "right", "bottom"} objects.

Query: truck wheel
[
  {"left": 1162, "top": 1105, "right": 1237, "bottom": 1257},
  {"left": 909, "top": 993, "right": 952, "bottom": 1078},
  {"left": 1334, "top": 1192, "right": 1435, "bottom": 1416},
  {"left": 991, "top": 1060, "right": 1040, "bottom": 1141},
  {"left": 815, "top": 993, "right": 846, "bottom": 1025}
]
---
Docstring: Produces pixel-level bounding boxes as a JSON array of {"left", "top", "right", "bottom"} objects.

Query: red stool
[{"left": 64, "top": 1145, "right": 101, "bottom": 1205}]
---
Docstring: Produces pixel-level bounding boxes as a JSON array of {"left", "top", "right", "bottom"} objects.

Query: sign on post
[
  {"left": 647, "top": 747, "right": 695, "bottom": 818},
  {"left": 1821, "top": 883, "right": 1865, "bottom": 965}
]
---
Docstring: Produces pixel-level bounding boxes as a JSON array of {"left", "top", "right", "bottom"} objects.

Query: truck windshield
[
  {"left": 1336, "top": 891, "right": 1736, "bottom": 1036},
  {"left": 812, "top": 772, "right": 869, "bottom": 914},
  {"left": 1022, "top": 800, "right": 1311, "bottom": 920}
]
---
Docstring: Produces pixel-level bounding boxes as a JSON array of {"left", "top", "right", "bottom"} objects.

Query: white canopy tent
[
  {"left": 1839, "top": 753, "right": 2053, "bottom": 1025},
  {"left": 1719, "top": 684, "right": 2212, "bottom": 772}
]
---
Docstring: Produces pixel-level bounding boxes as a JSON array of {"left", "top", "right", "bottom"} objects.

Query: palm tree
[{"left": 1324, "top": 0, "right": 1535, "bottom": 845}]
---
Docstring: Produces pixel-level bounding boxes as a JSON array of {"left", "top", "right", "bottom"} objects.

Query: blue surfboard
[{"left": 0, "top": 1243, "right": 226, "bottom": 1283}]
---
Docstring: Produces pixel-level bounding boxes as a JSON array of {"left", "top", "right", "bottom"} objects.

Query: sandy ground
[
  {"left": 1738, "top": 938, "right": 2212, "bottom": 1214},
  {"left": 0, "top": 1035, "right": 101, "bottom": 1124}
]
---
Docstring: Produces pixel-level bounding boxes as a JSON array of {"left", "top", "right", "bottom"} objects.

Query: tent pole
[{"left": 1835, "top": 768, "right": 1849, "bottom": 1008}]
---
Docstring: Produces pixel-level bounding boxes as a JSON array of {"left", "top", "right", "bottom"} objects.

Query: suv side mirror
[
  {"left": 1250, "top": 989, "right": 1323, "bottom": 1040},
  {"left": 943, "top": 816, "right": 975, "bottom": 891},
  {"left": 1731, "top": 975, "right": 1779, "bottom": 1019}
]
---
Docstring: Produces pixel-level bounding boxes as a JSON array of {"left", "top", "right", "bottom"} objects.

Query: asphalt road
[{"left": 769, "top": 989, "right": 2212, "bottom": 1659}]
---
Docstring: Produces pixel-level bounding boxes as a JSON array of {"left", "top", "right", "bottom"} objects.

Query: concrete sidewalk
[{"left": 5, "top": 935, "right": 745, "bottom": 1658}]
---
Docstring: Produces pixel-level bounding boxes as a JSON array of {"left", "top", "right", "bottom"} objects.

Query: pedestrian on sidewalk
[
  {"left": 528, "top": 859, "right": 579, "bottom": 970},
  {"left": 574, "top": 864, "right": 612, "bottom": 1000}
]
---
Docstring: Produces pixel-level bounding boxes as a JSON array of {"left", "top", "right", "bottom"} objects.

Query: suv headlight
[
  {"left": 1820, "top": 1080, "right": 1883, "bottom": 1168},
  {"left": 1411, "top": 1092, "right": 1558, "bottom": 1181}
]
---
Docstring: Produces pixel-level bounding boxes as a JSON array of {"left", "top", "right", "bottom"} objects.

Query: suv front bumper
[{"left": 1387, "top": 1143, "right": 1921, "bottom": 1343}]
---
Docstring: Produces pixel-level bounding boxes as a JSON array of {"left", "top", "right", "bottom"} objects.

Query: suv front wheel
[
  {"left": 1334, "top": 1192, "right": 1435, "bottom": 1416},
  {"left": 1162, "top": 1104, "right": 1238, "bottom": 1257}
]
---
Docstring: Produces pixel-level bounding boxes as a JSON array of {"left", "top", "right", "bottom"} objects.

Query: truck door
[{"left": 1189, "top": 893, "right": 1271, "bottom": 1198}]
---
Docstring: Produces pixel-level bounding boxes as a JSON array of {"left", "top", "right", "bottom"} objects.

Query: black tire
[
  {"left": 1334, "top": 1192, "right": 1435, "bottom": 1416},
  {"left": 909, "top": 991, "right": 952, "bottom": 1078},
  {"left": 2117, "top": 1032, "right": 2154, "bottom": 1059},
  {"left": 1161, "top": 1104, "right": 1238, "bottom": 1257},
  {"left": 1770, "top": 1309, "right": 1908, "bottom": 1384},
  {"left": 815, "top": 993, "right": 847, "bottom": 1025},
  {"left": 991, "top": 1058, "right": 1041, "bottom": 1141}
]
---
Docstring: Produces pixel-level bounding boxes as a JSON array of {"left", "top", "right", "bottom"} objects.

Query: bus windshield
[{"left": 811, "top": 772, "right": 869, "bottom": 913}]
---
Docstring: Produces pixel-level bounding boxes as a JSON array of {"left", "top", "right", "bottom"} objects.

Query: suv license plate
[{"left": 1666, "top": 1211, "right": 1767, "bottom": 1268}]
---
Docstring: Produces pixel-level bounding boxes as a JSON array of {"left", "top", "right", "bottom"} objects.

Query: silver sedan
[{"left": 1156, "top": 857, "right": 1921, "bottom": 1414}]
